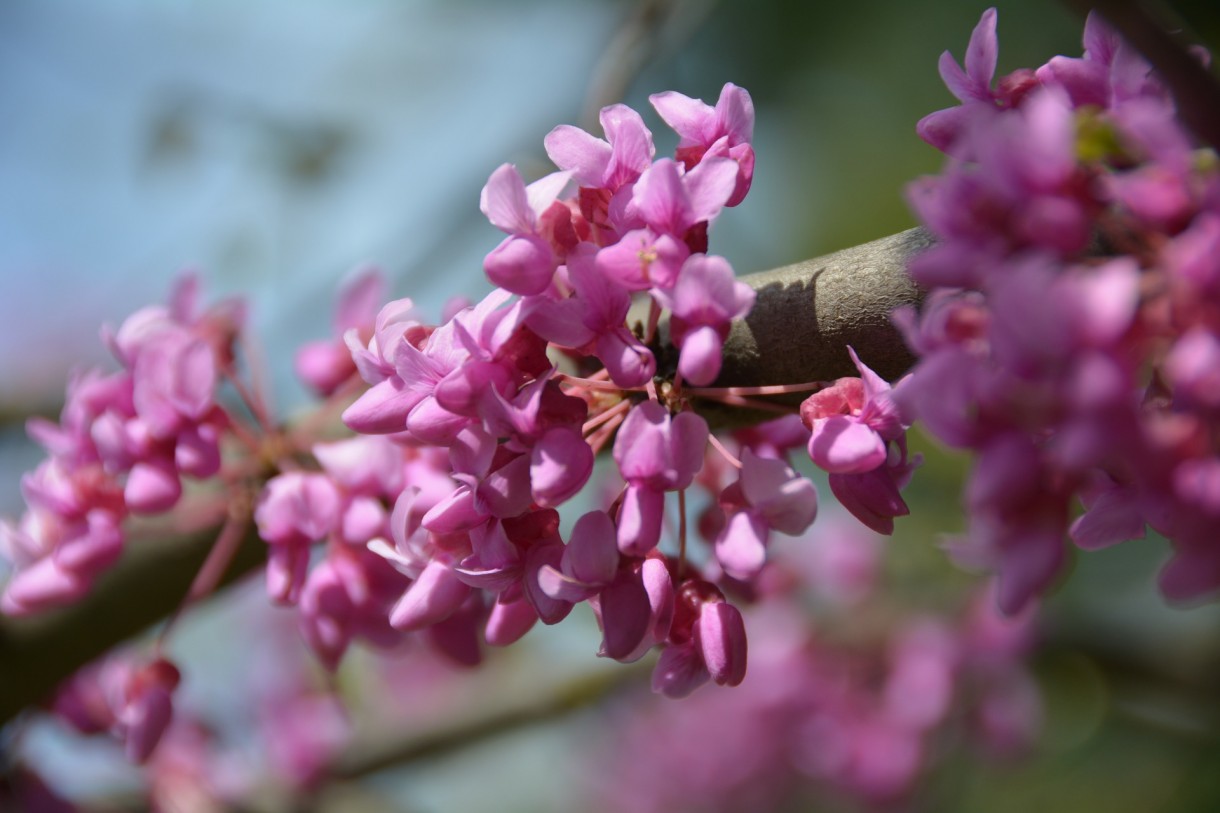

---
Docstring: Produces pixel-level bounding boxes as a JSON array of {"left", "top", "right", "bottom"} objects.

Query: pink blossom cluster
[
  {"left": 900, "top": 9, "right": 1220, "bottom": 612},
  {"left": 254, "top": 433, "right": 418, "bottom": 669},
  {"left": 258, "top": 83, "right": 860, "bottom": 694},
  {"left": 590, "top": 527, "right": 1040, "bottom": 812},
  {"left": 3, "top": 81, "right": 937, "bottom": 781},
  {"left": 1, "top": 276, "right": 242, "bottom": 616}
]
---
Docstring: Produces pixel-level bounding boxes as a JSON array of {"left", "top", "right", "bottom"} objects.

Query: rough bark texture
[
  {"left": 645, "top": 226, "right": 929, "bottom": 425},
  {"left": 720, "top": 226, "right": 929, "bottom": 386}
]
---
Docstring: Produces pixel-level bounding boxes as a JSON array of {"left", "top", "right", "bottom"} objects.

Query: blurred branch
[
  {"left": 1063, "top": 0, "right": 1220, "bottom": 152},
  {"left": 328, "top": 663, "right": 648, "bottom": 784},
  {"left": 0, "top": 523, "right": 266, "bottom": 726},
  {"left": 582, "top": 0, "right": 715, "bottom": 128}
]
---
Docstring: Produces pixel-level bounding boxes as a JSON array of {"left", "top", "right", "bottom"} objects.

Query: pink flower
[
  {"left": 714, "top": 450, "right": 817, "bottom": 580},
  {"left": 803, "top": 347, "right": 906, "bottom": 475},
  {"left": 525, "top": 244, "right": 657, "bottom": 388},
  {"left": 631, "top": 157, "right": 738, "bottom": 241},
  {"left": 827, "top": 443, "right": 917, "bottom": 536},
  {"left": 545, "top": 104, "right": 655, "bottom": 193},
  {"left": 480, "top": 164, "right": 571, "bottom": 295},
  {"left": 650, "top": 82, "right": 756, "bottom": 205},
  {"left": 612, "top": 401, "right": 708, "bottom": 554},
  {"left": 116, "top": 658, "right": 181, "bottom": 764},
  {"left": 916, "top": 8, "right": 1043, "bottom": 156},
  {"left": 652, "top": 254, "right": 755, "bottom": 386},
  {"left": 652, "top": 580, "right": 747, "bottom": 697}
]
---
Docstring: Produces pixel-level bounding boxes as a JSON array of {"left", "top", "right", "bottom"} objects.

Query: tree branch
[
  {"left": 329, "top": 663, "right": 648, "bottom": 783},
  {"left": 646, "top": 227, "right": 929, "bottom": 424},
  {"left": 0, "top": 524, "right": 267, "bottom": 726}
]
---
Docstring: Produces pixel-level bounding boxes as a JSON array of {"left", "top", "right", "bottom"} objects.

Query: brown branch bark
[{"left": 0, "top": 227, "right": 930, "bottom": 727}]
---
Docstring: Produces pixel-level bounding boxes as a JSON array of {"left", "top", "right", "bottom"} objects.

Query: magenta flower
[
  {"left": 652, "top": 253, "right": 755, "bottom": 386},
  {"left": 714, "top": 450, "right": 818, "bottom": 580},
  {"left": 803, "top": 347, "right": 906, "bottom": 475},
  {"left": 480, "top": 164, "right": 571, "bottom": 295},
  {"left": 612, "top": 401, "right": 709, "bottom": 554},
  {"left": 650, "top": 82, "right": 756, "bottom": 205}
]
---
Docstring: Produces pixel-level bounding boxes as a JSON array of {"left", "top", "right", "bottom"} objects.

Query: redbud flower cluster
[
  {"left": 2, "top": 82, "right": 918, "bottom": 771},
  {"left": 1, "top": 277, "right": 242, "bottom": 616},
  {"left": 255, "top": 83, "right": 896, "bottom": 698},
  {"left": 900, "top": 9, "right": 1220, "bottom": 612}
]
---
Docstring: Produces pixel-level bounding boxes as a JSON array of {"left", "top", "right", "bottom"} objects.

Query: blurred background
[{"left": 4, "top": 0, "right": 1220, "bottom": 811}]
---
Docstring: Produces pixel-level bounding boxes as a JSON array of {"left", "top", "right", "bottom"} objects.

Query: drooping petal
[
  {"left": 483, "top": 235, "right": 557, "bottom": 296},
  {"left": 696, "top": 601, "right": 747, "bottom": 686},
  {"left": 389, "top": 560, "right": 471, "bottom": 631},
  {"left": 266, "top": 542, "right": 310, "bottom": 605},
  {"left": 739, "top": 450, "right": 818, "bottom": 535},
  {"left": 714, "top": 510, "right": 769, "bottom": 581},
  {"left": 598, "top": 570, "right": 651, "bottom": 661},
  {"left": 523, "top": 540, "right": 575, "bottom": 625},
  {"left": 2, "top": 557, "right": 89, "bottom": 615},
  {"left": 808, "top": 416, "right": 888, "bottom": 474},
  {"left": 485, "top": 595, "right": 538, "bottom": 646},
  {"left": 651, "top": 641, "right": 709, "bottom": 698},
  {"left": 596, "top": 329, "right": 656, "bottom": 389},
  {"left": 531, "top": 426, "right": 594, "bottom": 508},
  {"left": 677, "top": 325, "right": 723, "bottom": 386},
  {"left": 565, "top": 510, "right": 619, "bottom": 586},
  {"left": 124, "top": 459, "right": 182, "bottom": 515},
  {"left": 616, "top": 484, "right": 665, "bottom": 556},
  {"left": 341, "top": 378, "right": 421, "bottom": 435},
  {"left": 829, "top": 469, "right": 909, "bottom": 536}
]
